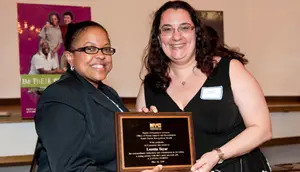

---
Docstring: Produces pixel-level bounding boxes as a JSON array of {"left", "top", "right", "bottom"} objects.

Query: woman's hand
[
  {"left": 54, "top": 68, "right": 65, "bottom": 74},
  {"left": 51, "top": 50, "right": 56, "bottom": 58},
  {"left": 141, "top": 165, "right": 162, "bottom": 172},
  {"left": 45, "top": 21, "right": 51, "bottom": 29},
  {"left": 138, "top": 105, "right": 158, "bottom": 113},
  {"left": 191, "top": 150, "right": 219, "bottom": 172}
]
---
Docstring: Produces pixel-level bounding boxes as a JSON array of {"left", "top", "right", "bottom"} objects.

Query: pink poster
[{"left": 17, "top": 3, "right": 91, "bottom": 118}]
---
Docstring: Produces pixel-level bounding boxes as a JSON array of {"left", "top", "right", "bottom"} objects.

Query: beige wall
[
  {"left": 0, "top": 0, "right": 299, "bottom": 98},
  {"left": 243, "top": 0, "right": 300, "bottom": 96}
]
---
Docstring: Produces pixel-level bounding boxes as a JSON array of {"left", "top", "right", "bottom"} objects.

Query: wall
[
  {"left": 0, "top": 122, "right": 36, "bottom": 156},
  {"left": 0, "top": 0, "right": 299, "bottom": 98},
  {"left": 243, "top": 0, "right": 300, "bottom": 96}
]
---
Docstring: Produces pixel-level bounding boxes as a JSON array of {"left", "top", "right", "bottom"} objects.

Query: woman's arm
[
  {"left": 51, "top": 42, "right": 62, "bottom": 57},
  {"left": 136, "top": 83, "right": 158, "bottom": 112},
  {"left": 53, "top": 43, "right": 61, "bottom": 53},
  {"left": 38, "top": 26, "right": 46, "bottom": 40},
  {"left": 191, "top": 59, "right": 272, "bottom": 172},
  {"left": 136, "top": 83, "right": 146, "bottom": 111},
  {"left": 37, "top": 68, "right": 64, "bottom": 74},
  {"left": 218, "top": 59, "right": 272, "bottom": 158},
  {"left": 51, "top": 27, "right": 63, "bottom": 57}
]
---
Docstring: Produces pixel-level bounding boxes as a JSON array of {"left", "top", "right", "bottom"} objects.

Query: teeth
[
  {"left": 171, "top": 44, "right": 184, "bottom": 48},
  {"left": 91, "top": 64, "right": 104, "bottom": 69}
]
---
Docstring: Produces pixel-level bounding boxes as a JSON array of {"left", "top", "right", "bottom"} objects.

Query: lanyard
[{"left": 102, "top": 93, "right": 124, "bottom": 112}]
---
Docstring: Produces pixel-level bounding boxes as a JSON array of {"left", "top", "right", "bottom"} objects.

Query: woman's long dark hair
[{"left": 142, "top": 0, "right": 247, "bottom": 90}]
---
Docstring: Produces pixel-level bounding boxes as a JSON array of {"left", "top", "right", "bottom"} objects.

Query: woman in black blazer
[{"left": 34, "top": 21, "right": 161, "bottom": 172}]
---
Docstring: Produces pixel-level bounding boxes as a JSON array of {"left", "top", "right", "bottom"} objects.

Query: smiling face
[
  {"left": 159, "top": 9, "right": 196, "bottom": 65},
  {"left": 50, "top": 14, "right": 59, "bottom": 26},
  {"left": 63, "top": 15, "right": 72, "bottom": 25},
  {"left": 41, "top": 42, "right": 50, "bottom": 56},
  {"left": 66, "top": 26, "right": 113, "bottom": 88}
]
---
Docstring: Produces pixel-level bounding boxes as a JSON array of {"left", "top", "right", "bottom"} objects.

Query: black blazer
[{"left": 34, "top": 69, "right": 128, "bottom": 172}]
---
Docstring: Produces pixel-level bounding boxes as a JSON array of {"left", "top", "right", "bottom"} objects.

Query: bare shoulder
[
  {"left": 210, "top": 56, "right": 222, "bottom": 69},
  {"left": 229, "top": 59, "right": 261, "bottom": 97},
  {"left": 230, "top": 59, "right": 246, "bottom": 69},
  {"left": 215, "top": 57, "right": 245, "bottom": 73},
  {"left": 229, "top": 59, "right": 249, "bottom": 78},
  {"left": 213, "top": 56, "right": 222, "bottom": 63}
]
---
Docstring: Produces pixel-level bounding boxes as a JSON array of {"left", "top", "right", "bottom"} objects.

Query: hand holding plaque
[
  {"left": 141, "top": 165, "right": 163, "bottom": 172},
  {"left": 115, "top": 112, "right": 195, "bottom": 172}
]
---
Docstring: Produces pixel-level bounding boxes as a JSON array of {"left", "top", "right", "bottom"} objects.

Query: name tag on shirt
[{"left": 200, "top": 86, "right": 223, "bottom": 100}]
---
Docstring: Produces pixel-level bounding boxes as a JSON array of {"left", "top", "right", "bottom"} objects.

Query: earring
[{"left": 70, "top": 66, "right": 74, "bottom": 71}]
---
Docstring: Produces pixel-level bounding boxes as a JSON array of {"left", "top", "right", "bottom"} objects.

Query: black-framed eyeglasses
[
  {"left": 159, "top": 23, "right": 195, "bottom": 36},
  {"left": 71, "top": 46, "right": 116, "bottom": 55}
]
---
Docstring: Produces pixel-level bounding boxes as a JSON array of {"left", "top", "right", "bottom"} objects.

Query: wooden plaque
[{"left": 115, "top": 112, "right": 195, "bottom": 172}]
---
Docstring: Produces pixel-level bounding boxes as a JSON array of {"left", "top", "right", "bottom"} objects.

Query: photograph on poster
[{"left": 17, "top": 3, "right": 91, "bottom": 118}]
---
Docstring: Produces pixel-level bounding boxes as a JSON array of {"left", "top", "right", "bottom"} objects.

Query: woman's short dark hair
[
  {"left": 64, "top": 20, "right": 108, "bottom": 51},
  {"left": 48, "top": 12, "right": 60, "bottom": 25},
  {"left": 143, "top": 0, "right": 247, "bottom": 90},
  {"left": 63, "top": 11, "right": 74, "bottom": 20}
]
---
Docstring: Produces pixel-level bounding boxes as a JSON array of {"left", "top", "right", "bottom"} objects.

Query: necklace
[{"left": 171, "top": 68, "right": 197, "bottom": 86}]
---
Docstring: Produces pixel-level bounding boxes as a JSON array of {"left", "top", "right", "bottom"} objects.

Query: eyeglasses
[
  {"left": 159, "top": 23, "right": 195, "bottom": 36},
  {"left": 71, "top": 46, "right": 116, "bottom": 55}
]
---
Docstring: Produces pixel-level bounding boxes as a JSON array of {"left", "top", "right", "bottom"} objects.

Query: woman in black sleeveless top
[{"left": 137, "top": 1, "right": 272, "bottom": 171}]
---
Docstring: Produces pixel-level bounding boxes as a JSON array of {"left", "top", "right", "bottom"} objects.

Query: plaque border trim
[{"left": 115, "top": 112, "right": 196, "bottom": 172}]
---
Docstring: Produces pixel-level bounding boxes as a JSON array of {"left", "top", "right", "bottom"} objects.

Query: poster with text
[{"left": 17, "top": 3, "right": 91, "bottom": 118}]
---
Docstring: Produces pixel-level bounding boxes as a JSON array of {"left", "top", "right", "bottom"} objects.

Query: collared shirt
[{"left": 28, "top": 51, "right": 59, "bottom": 74}]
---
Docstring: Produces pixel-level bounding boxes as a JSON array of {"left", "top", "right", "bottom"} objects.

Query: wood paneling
[
  {"left": 0, "top": 155, "right": 32, "bottom": 167},
  {"left": 261, "top": 137, "right": 300, "bottom": 147},
  {"left": 267, "top": 96, "right": 300, "bottom": 112}
]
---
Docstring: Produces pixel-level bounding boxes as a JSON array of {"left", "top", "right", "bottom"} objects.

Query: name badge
[{"left": 200, "top": 86, "right": 223, "bottom": 100}]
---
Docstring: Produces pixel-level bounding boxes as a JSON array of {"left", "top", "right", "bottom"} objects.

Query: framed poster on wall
[{"left": 17, "top": 3, "right": 91, "bottom": 118}]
